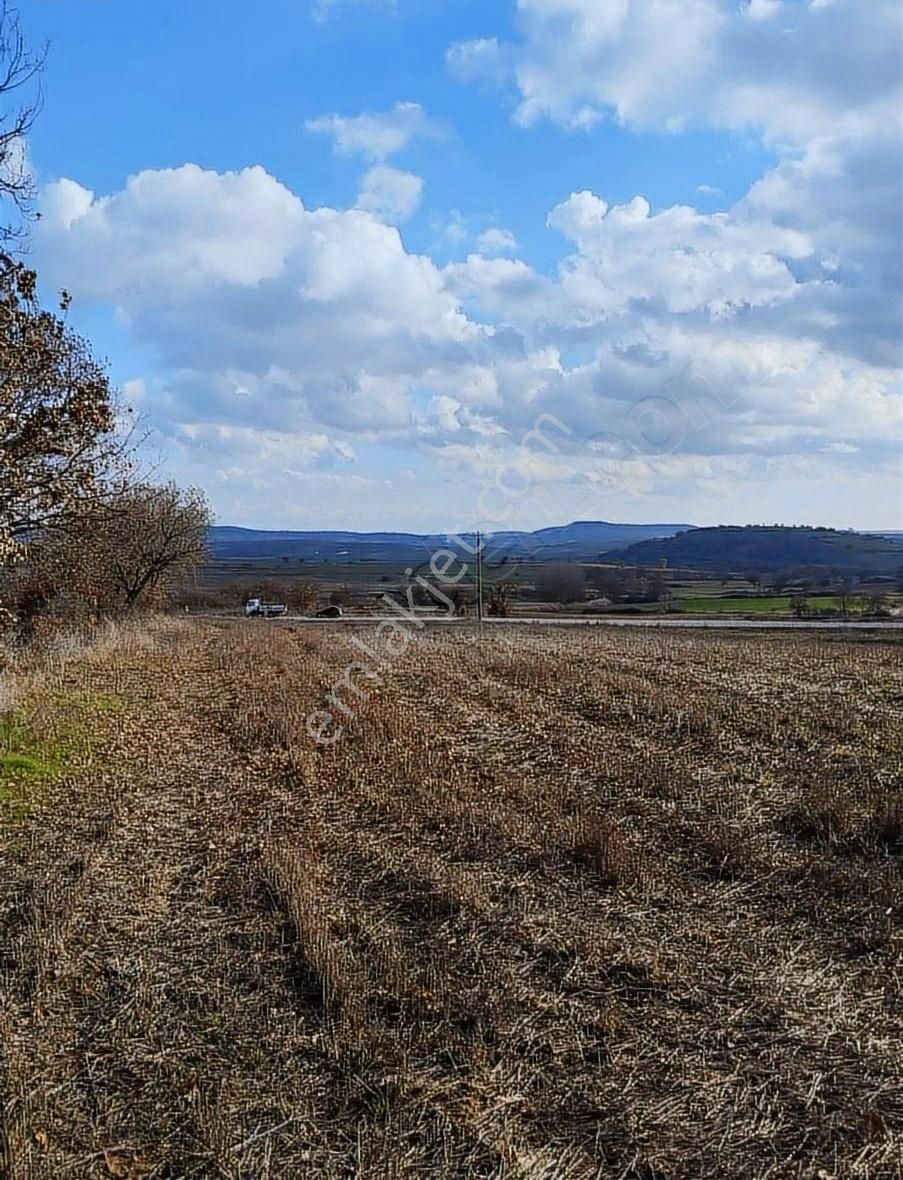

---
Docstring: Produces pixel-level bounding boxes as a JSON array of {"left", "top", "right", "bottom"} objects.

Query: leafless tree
[
  {"left": 836, "top": 578, "right": 853, "bottom": 619},
  {"left": 20, "top": 483, "right": 211, "bottom": 619},
  {"left": 487, "top": 580, "right": 515, "bottom": 617},
  {"left": 864, "top": 591, "right": 889, "bottom": 617},
  {"left": 790, "top": 592, "right": 809, "bottom": 619},
  {"left": 37, "top": 482, "right": 211, "bottom": 611},
  {"left": 103, "top": 483, "right": 212, "bottom": 609},
  {"left": 0, "top": 3, "right": 46, "bottom": 240}
]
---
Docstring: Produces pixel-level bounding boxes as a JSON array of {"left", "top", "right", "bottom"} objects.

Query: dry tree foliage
[
  {"left": 0, "top": 621, "right": 900, "bottom": 1178},
  {"left": 0, "top": 2, "right": 130, "bottom": 599},
  {"left": 34, "top": 481, "right": 213, "bottom": 613},
  {"left": 0, "top": 257, "right": 123, "bottom": 566}
]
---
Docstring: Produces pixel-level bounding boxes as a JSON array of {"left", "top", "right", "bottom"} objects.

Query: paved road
[{"left": 202, "top": 613, "right": 903, "bottom": 633}]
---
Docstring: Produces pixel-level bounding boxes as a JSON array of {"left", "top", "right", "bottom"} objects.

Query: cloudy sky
[{"left": 22, "top": 0, "right": 902, "bottom": 532}]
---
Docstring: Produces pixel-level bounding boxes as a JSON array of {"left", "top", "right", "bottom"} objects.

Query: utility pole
[{"left": 475, "top": 526, "right": 484, "bottom": 626}]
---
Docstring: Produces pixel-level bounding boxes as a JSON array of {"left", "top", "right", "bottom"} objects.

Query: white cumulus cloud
[
  {"left": 34, "top": 157, "right": 901, "bottom": 529},
  {"left": 450, "top": 0, "right": 901, "bottom": 145},
  {"left": 356, "top": 165, "right": 423, "bottom": 222},
  {"left": 476, "top": 227, "right": 519, "bottom": 255},
  {"left": 546, "top": 190, "right": 814, "bottom": 319},
  {"left": 305, "top": 101, "right": 442, "bottom": 160},
  {"left": 37, "top": 164, "right": 481, "bottom": 446}
]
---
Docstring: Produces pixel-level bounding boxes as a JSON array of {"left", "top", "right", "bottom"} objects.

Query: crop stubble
[{"left": 0, "top": 620, "right": 900, "bottom": 1178}]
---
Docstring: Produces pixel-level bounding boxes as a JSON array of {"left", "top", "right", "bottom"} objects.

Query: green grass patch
[
  {"left": 0, "top": 713, "right": 63, "bottom": 822},
  {"left": 0, "top": 746, "right": 61, "bottom": 821},
  {"left": 0, "top": 690, "right": 125, "bottom": 824},
  {"left": 79, "top": 691, "right": 127, "bottom": 714},
  {"left": 0, "top": 752, "right": 57, "bottom": 776},
  {"left": 676, "top": 594, "right": 840, "bottom": 615}
]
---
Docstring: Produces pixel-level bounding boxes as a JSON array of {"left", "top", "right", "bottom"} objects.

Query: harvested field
[{"left": 0, "top": 620, "right": 900, "bottom": 1178}]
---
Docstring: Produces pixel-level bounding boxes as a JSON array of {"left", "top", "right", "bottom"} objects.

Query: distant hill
[
  {"left": 612, "top": 526, "right": 903, "bottom": 577},
  {"left": 208, "top": 520, "right": 695, "bottom": 563},
  {"left": 525, "top": 520, "right": 693, "bottom": 557}
]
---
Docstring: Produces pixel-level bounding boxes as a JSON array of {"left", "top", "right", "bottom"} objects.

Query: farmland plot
[{"left": 0, "top": 621, "right": 900, "bottom": 1178}]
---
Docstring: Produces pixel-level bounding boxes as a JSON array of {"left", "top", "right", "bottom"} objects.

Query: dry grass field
[{"left": 0, "top": 620, "right": 900, "bottom": 1178}]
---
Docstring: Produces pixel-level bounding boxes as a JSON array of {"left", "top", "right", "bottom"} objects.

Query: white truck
[{"left": 244, "top": 597, "right": 287, "bottom": 618}]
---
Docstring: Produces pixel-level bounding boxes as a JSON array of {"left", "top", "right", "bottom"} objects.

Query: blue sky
[{"left": 20, "top": 0, "right": 903, "bottom": 531}]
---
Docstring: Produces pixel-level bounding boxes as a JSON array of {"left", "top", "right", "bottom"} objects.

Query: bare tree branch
[{"left": 0, "top": 2, "right": 47, "bottom": 240}]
